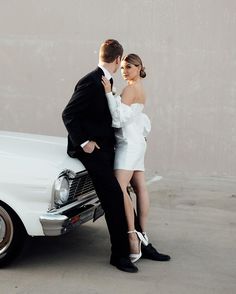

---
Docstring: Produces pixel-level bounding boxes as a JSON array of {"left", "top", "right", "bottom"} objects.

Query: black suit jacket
[{"left": 62, "top": 67, "right": 115, "bottom": 157}]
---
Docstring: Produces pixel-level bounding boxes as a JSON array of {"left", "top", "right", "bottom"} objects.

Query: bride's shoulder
[
  {"left": 121, "top": 84, "right": 136, "bottom": 94},
  {"left": 120, "top": 85, "right": 136, "bottom": 105}
]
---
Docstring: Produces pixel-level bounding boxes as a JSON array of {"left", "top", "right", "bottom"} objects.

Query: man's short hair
[{"left": 99, "top": 39, "right": 123, "bottom": 63}]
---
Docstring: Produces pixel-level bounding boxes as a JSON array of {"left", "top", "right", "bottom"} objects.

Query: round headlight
[{"left": 54, "top": 176, "right": 70, "bottom": 205}]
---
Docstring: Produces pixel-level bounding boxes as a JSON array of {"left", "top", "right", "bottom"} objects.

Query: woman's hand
[{"left": 101, "top": 76, "right": 112, "bottom": 93}]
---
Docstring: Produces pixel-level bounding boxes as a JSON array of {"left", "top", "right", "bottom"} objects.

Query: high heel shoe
[
  {"left": 142, "top": 232, "right": 149, "bottom": 246},
  {"left": 128, "top": 230, "right": 142, "bottom": 263},
  {"left": 129, "top": 230, "right": 149, "bottom": 246}
]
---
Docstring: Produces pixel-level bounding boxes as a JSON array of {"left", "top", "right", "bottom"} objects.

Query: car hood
[{"left": 0, "top": 131, "right": 85, "bottom": 173}]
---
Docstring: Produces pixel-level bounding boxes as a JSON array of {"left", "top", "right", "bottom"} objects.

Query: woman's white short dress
[{"left": 106, "top": 92, "right": 151, "bottom": 171}]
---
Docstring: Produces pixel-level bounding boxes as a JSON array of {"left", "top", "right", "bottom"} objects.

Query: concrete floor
[{"left": 1, "top": 176, "right": 236, "bottom": 294}]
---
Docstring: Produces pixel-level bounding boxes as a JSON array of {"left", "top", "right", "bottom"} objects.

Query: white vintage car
[{"left": 0, "top": 131, "right": 104, "bottom": 267}]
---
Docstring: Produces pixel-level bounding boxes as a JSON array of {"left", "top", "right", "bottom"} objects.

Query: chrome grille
[{"left": 68, "top": 171, "right": 95, "bottom": 201}]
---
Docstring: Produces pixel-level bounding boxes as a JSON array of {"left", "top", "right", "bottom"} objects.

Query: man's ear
[{"left": 116, "top": 56, "right": 121, "bottom": 64}]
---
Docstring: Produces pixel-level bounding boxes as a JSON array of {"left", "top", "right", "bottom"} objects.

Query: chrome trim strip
[{"left": 40, "top": 201, "right": 104, "bottom": 236}]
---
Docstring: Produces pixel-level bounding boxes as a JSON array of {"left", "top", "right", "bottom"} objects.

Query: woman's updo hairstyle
[{"left": 122, "top": 53, "right": 146, "bottom": 78}]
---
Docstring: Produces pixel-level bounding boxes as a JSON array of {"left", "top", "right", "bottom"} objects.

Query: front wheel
[{"left": 0, "top": 204, "right": 26, "bottom": 267}]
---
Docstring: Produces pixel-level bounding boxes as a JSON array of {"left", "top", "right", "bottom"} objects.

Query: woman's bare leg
[
  {"left": 130, "top": 171, "right": 149, "bottom": 233},
  {"left": 114, "top": 169, "right": 140, "bottom": 254}
]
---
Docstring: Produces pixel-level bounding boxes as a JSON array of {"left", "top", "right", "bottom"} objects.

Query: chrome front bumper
[{"left": 39, "top": 200, "right": 104, "bottom": 236}]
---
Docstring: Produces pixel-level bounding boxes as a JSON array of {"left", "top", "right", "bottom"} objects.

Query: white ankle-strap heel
[
  {"left": 142, "top": 232, "right": 149, "bottom": 246},
  {"left": 127, "top": 230, "right": 142, "bottom": 263},
  {"left": 128, "top": 230, "right": 148, "bottom": 246}
]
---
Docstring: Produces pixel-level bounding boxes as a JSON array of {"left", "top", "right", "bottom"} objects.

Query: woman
[{"left": 102, "top": 54, "right": 151, "bottom": 263}]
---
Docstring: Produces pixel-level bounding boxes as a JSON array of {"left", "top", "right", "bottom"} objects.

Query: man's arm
[{"left": 62, "top": 79, "right": 93, "bottom": 149}]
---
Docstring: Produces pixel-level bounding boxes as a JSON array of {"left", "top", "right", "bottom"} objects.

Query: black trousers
[{"left": 76, "top": 142, "right": 130, "bottom": 258}]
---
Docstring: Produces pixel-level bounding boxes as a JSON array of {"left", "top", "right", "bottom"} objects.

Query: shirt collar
[{"left": 98, "top": 64, "right": 112, "bottom": 80}]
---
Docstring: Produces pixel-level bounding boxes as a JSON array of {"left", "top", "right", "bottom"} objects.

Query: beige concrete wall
[{"left": 1, "top": 0, "right": 236, "bottom": 177}]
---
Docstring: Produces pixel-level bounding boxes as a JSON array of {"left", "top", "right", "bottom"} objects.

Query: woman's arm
[
  {"left": 101, "top": 76, "right": 135, "bottom": 105},
  {"left": 101, "top": 76, "right": 135, "bottom": 127}
]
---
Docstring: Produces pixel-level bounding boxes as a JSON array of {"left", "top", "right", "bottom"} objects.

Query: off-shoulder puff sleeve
[{"left": 106, "top": 92, "right": 135, "bottom": 128}]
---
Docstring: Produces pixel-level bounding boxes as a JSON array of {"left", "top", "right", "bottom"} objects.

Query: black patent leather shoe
[
  {"left": 110, "top": 256, "right": 139, "bottom": 273},
  {"left": 141, "top": 243, "right": 171, "bottom": 261}
]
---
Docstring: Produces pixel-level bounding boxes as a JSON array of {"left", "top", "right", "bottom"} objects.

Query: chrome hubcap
[{"left": 0, "top": 207, "right": 13, "bottom": 255}]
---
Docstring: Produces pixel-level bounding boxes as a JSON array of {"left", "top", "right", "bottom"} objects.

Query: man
[{"left": 62, "top": 39, "right": 170, "bottom": 273}]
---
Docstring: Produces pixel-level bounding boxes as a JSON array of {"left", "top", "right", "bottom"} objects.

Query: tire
[{"left": 0, "top": 203, "right": 26, "bottom": 267}]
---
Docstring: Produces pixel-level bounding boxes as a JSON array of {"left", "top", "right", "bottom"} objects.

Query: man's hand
[{"left": 83, "top": 141, "right": 100, "bottom": 153}]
